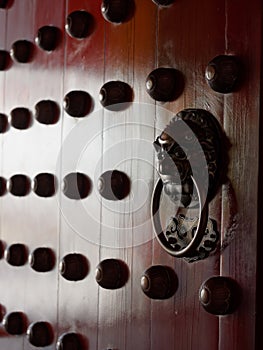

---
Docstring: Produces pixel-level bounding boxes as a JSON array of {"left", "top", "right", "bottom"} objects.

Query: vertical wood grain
[
  {"left": 0, "top": 2, "right": 36, "bottom": 349},
  {"left": 152, "top": 1, "right": 226, "bottom": 349},
  {"left": 220, "top": 1, "right": 262, "bottom": 349},
  {"left": 58, "top": 1, "right": 103, "bottom": 349},
  {"left": 22, "top": 1, "right": 65, "bottom": 349},
  {"left": 97, "top": 2, "right": 155, "bottom": 348}
]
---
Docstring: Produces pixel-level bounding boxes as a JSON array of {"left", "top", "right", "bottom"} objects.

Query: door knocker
[{"left": 152, "top": 108, "right": 227, "bottom": 262}]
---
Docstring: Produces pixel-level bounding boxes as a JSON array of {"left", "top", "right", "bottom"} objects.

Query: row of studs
[
  {"left": 0, "top": 170, "right": 130, "bottom": 200},
  {"left": 0, "top": 243, "right": 90, "bottom": 281},
  {"left": 0, "top": 310, "right": 87, "bottom": 350},
  {"left": 0, "top": 173, "right": 91, "bottom": 199},
  {"left": 0, "top": 58, "right": 241, "bottom": 133},
  {"left": 0, "top": 274, "right": 241, "bottom": 347},
  {"left": 0, "top": 244, "right": 241, "bottom": 314},
  {"left": 0, "top": 7, "right": 113, "bottom": 66},
  {"left": 0, "top": 101, "right": 60, "bottom": 132},
  {"left": 0, "top": 82, "right": 133, "bottom": 132},
  {"left": 0, "top": 0, "right": 176, "bottom": 58},
  {"left": 0, "top": 1, "right": 150, "bottom": 67},
  {"left": 1, "top": 242, "right": 177, "bottom": 298},
  {"left": 0, "top": 70, "right": 181, "bottom": 132}
]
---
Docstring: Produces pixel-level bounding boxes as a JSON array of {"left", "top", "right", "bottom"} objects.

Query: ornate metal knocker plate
[{"left": 152, "top": 109, "right": 226, "bottom": 261}]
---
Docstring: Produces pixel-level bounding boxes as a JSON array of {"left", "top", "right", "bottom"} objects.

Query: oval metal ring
[{"left": 151, "top": 176, "right": 209, "bottom": 258}]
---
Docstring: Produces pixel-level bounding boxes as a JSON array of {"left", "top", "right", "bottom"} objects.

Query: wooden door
[{"left": 0, "top": 0, "right": 262, "bottom": 349}]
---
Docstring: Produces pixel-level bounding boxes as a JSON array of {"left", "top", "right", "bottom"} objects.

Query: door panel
[
  {"left": 0, "top": 1, "right": 261, "bottom": 349},
  {"left": 220, "top": 2, "right": 261, "bottom": 349}
]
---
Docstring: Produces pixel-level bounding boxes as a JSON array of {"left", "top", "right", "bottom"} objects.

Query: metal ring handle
[{"left": 151, "top": 176, "right": 209, "bottom": 258}]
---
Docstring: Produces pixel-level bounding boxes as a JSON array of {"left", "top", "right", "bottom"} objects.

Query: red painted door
[{"left": 0, "top": 0, "right": 262, "bottom": 349}]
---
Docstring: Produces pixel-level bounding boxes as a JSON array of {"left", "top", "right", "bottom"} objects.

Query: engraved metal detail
[
  {"left": 165, "top": 215, "right": 219, "bottom": 262},
  {"left": 152, "top": 109, "right": 228, "bottom": 261}
]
